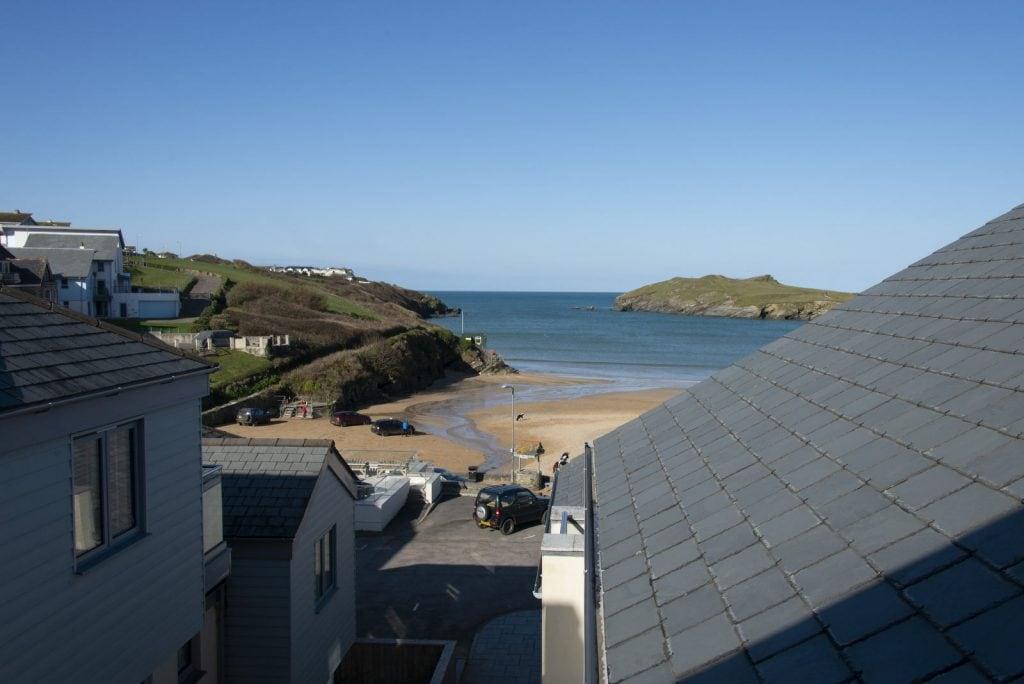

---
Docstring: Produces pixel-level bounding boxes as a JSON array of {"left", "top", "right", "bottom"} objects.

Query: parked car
[
  {"left": 371, "top": 418, "right": 415, "bottom": 436},
  {"left": 236, "top": 407, "right": 273, "bottom": 426},
  {"left": 474, "top": 484, "right": 549, "bottom": 535},
  {"left": 330, "top": 411, "right": 372, "bottom": 427}
]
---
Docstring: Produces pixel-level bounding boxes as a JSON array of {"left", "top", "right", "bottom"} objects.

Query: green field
[
  {"left": 127, "top": 262, "right": 196, "bottom": 291},
  {"left": 137, "top": 256, "right": 376, "bottom": 319},
  {"left": 209, "top": 350, "right": 272, "bottom": 389}
]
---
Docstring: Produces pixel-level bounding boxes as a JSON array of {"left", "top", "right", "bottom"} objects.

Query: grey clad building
[
  {"left": 202, "top": 438, "right": 359, "bottom": 684},
  {"left": 541, "top": 203, "right": 1024, "bottom": 682},
  {"left": 0, "top": 287, "right": 220, "bottom": 682}
]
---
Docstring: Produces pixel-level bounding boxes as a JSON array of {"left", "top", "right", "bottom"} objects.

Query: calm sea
[{"left": 430, "top": 291, "right": 803, "bottom": 390}]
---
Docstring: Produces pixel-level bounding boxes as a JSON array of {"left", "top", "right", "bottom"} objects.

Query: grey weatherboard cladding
[{"left": 591, "top": 204, "right": 1024, "bottom": 683}]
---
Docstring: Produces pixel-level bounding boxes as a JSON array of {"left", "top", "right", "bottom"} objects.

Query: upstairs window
[
  {"left": 60, "top": 277, "right": 68, "bottom": 288},
  {"left": 314, "top": 525, "right": 336, "bottom": 604},
  {"left": 97, "top": 261, "right": 105, "bottom": 272},
  {"left": 72, "top": 421, "right": 144, "bottom": 563}
]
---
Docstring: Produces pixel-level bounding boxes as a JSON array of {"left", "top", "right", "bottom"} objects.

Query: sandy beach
[
  {"left": 219, "top": 372, "right": 681, "bottom": 476},
  {"left": 468, "top": 388, "right": 681, "bottom": 473}
]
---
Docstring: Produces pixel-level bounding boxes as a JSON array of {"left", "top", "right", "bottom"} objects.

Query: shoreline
[{"left": 217, "top": 370, "right": 684, "bottom": 475}]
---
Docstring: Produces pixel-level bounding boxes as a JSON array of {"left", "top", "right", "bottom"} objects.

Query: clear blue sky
[{"left": 2, "top": 1, "right": 1022, "bottom": 292}]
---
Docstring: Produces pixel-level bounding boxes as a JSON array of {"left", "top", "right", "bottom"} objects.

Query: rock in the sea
[{"left": 614, "top": 274, "right": 853, "bottom": 321}]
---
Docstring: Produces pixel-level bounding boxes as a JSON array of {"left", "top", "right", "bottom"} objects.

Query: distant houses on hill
[{"left": 267, "top": 264, "right": 369, "bottom": 281}]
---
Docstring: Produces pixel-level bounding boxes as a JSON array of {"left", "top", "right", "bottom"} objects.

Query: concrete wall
[
  {"left": 0, "top": 378, "right": 209, "bottom": 682},
  {"left": 223, "top": 541, "right": 293, "bottom": 682},
  {"left": 290, "top": 467, "right": 356, "bottom": 683},
  {"left": 541, "top": 552, "right": 586, "bottom": 682}
]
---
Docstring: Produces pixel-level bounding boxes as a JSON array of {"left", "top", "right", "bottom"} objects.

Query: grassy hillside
[
  {"left": 122, "top": 254, "right": 484, "bottom": 413},
  {"left": 615, "top": 274, "right": 854, "bottom": 320},
  {"left": 127, "top": 262, "right": 196, "bottom": 291}
]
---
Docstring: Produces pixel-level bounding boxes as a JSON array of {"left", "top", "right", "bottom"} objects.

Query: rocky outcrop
[
  {"left": 461, "top": 345, "right": 518, "bottom": 375},
  {"left": 614, "top": 274, "right": 853, "bottom": 321}
]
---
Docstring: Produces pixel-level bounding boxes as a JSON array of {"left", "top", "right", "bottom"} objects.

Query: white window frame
[{"left": 71, "top": 420, "right": 146, "bottom": 571}]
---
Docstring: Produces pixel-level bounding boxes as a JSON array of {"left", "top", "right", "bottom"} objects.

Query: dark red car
[{"left": 330, "top": 411, "right": 372, "bottom": 427}]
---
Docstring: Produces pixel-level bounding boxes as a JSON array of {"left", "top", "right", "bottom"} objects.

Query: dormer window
[{"left": 97, "top": 262, "right": 105, "bottom": 272}]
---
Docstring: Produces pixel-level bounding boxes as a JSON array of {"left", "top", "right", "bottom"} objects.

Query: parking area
[{"left": 355, "top": 495, "right": 543, "bottom": 672}]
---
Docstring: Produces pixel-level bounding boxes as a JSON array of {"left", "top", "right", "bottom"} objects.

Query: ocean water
[{"left": 430, "top": 291, "right": 804, "bottom": 390}]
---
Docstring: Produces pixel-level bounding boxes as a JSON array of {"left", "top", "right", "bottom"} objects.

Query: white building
[{"left": 1, "top": 216, "right": 180, "bottom": 318}]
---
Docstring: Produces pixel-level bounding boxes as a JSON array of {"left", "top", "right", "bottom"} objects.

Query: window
[
  {"left": 97, "top": 261, "right": 104, "bottom": 272},
  {"left": 516, "top": 491, "right": 534, "bottom": 506},
  {"left": 60, "top": 277, "right": 68, "bottom": 288},
  {"left": 314, "top": 526, "right": 336, "bottom": 603},
  {"left": 72, "top": 422, "right": 143, "bottom": 562},
  {"left": 62, "top": 301, "right": 69, "bottom": 308}
]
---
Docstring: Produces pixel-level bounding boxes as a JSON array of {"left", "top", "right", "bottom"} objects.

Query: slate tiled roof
[
  {"left": 23, "top": 233, "right": 122, "bottom": 261},
  {"left": 552, "top": 454, "right": 587, "bottom": 509},
  {"left": 202, "top": 438, "right": 358, "bottom": 539},
  {"left": 8, "top": 247, "right": 96, "bottom": 278},
  {"left": 0, "top": 288, "right": 214, "bottom": 414},
  {"left": 591, "top": 203, "right": 1024, "bottom": 683}
]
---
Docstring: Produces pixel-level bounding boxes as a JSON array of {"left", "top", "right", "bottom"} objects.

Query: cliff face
[{"left": 614, "top": 274, "right": 854, "bottom": 321}]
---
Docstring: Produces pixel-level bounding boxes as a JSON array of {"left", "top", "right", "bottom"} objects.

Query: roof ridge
[{"left": 201, "top": 437, "right": 336, "bottom": 448}]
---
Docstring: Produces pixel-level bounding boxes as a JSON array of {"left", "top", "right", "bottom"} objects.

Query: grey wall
[
  {"left": 289, "top": 466, "right": 356, "bottom": 684},
  {"left": 223, "top": 541, "right": 293, "bottom": 682},
  {"left": 0, "top": 381, "right": 208, "bottom": 683}
]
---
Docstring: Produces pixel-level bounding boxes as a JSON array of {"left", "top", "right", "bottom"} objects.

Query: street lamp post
[{"left": 502, "top": 384, "right": 515, "bottom": 483}]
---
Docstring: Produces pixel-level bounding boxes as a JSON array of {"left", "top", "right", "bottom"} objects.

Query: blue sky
[{"left": 2, "top": 1, "right": 1022, "bottom": 292}]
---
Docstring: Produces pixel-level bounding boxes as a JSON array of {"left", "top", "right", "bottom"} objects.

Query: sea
[
  {"left": 430, "top": 291, "right": 803, "bottom": 391},
  {"left": 419, "top": 291, "right": 804, "bottom": 469}
]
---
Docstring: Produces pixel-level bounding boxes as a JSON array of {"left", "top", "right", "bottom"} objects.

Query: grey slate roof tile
[
  {"left": 886, "top": 465, "right": 972, "bottom": 510},
  {"left": 903, "top": 557, "right": 1020, "bottom": 627},
  {"left": 722, "top": 567, "right": 795, "bottom": 622},
  {"left": 793, "top": 549, "right": 877, "bottom": 608},
  {"left": 819, "top": 580, "right": 914, "bottom": 647},
  {"left": 772, "top": 525, "right": 848, "bottom": 575},
  {"left": 605, "top": 627, "right": 667, "bottom": 684},
  {"left": 591, "top": 206, "right": 1024, "bottom": 682},
  {"left": 709, "top": 542, "right": 775, "bottom": 590},
  {"left": 651, "top": 560, "right": 708, "bottom": 603},
  {"left": 838, "top": 505, "right": 924, "bottom": 554},
  {"left": 698, "top": 520, "right": 760, "bottom": 565},
  {"left": 948, "top": 595, "right": 1024, "bottom": 680},
  {"left": 756, "top": 634, "right": 852, "bottom": 683},
  {"left": 843, "top": 617, "right": 963, "bottom": 682},
  {"left": 737, "top": 595, "right": 820, "bottom": 663},
  {"left": 666, "top": 613, "right": 740, "bottom": 678},
  {"left": 918, "top": 483, "right": 1020, "bottom": 537},
  {"left": 604, "top": 597, "right": 662, "bottom": 648},
  {"left": 660, "top": 583, "right": 725, "bottom": 637}
]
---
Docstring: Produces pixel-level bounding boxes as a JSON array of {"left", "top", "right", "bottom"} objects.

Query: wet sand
[{"left": 219, "top": 371, "right": 682, "bottom": 475}]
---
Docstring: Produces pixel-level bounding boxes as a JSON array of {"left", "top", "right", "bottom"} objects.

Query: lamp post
[{"left": 502, "top": 384, "right": 515, "bottom": 483}]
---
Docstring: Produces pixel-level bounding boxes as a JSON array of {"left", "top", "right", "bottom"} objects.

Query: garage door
[{"left": 138, "top": 300, "right": 179, "bottom": 319}]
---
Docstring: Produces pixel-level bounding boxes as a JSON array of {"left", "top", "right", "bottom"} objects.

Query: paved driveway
[{"left": 355, "top": 495, "right": 542, "bottom": 663}]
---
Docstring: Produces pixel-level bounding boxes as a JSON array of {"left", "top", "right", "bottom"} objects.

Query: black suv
[
  {"left": 474, "top": 484, "right": 549, "bottom": 535},
  {"left": 371, "top": 418, "right": 414, "bottom": 436},
  {"left": 236, "top": 407, "right": 273, "bottom": 426}
]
